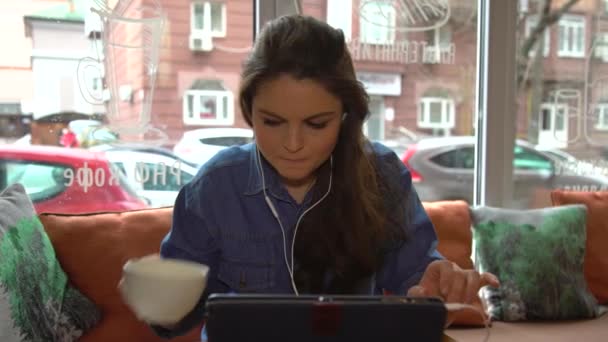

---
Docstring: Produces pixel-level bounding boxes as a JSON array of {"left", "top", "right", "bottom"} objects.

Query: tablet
[{"left": 204, "top": 294, "right": 447, "bottom": 342}]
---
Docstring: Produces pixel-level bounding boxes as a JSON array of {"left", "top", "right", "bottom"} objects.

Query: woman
[{"left": 141, "top": 15, "right": 498, "bottom": 338}]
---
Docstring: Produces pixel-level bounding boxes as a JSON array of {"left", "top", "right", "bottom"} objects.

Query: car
[
  {"left": 95, "top": 148, "right": 198, "bottom": 207},
  {"left": 173, "top": 128, "right": 254, "bottom": 166},
  {"left": 0, "top": 145, "right": 148, "bottom": 214},
  {"left": 400, "top": 136, "right": 608, "bottom": 207},
  {"left": 90, "top": 143, "right": 200, "bottom": 169}
]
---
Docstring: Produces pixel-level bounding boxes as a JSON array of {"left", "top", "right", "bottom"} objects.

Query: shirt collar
[{"left": 244, "top": 144, "right": 292, "bottom": 202}]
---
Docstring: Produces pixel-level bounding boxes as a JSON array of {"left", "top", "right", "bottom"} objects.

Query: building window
[
  {"left": 594, "top": 104, "right": 608, "bottom": 130},
  {"left": 558, "top": 15, "right": 585, "bottom": 58},
  {"left": 183, "top": 79, "right": 233, "bottom": 126},
  {"left": 594, "top": 33, "right": 608, "bottom": 62},
  {"left": 525, "top": 15, "right": 550, "bottom": 57},
  {"left": 359, "top": 1, "right": 396, "bottom": 45},
  {"left": 418, "top": 96, "right": 455, "bottom": 130},
  {"left": 191, "top": 1, "right": 226, "bottom": 38},
  {"left": 327, "top": 0, "right": 352, "bottom": 41},
  {"left": 423, "top": 25, "right": 453, "bottom": 63}
]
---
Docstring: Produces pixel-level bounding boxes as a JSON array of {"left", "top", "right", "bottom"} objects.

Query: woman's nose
[{"left": 283, "top": 126, "right": 304, "bottom": 153}]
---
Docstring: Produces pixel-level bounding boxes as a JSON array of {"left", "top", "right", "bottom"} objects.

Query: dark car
[{"left": 401, "top": 136, "right": 608, "bottom": 207}]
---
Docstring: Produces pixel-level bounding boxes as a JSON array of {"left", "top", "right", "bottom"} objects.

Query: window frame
[
  {"left": 190, "top": 1, "right": 227, "bottom": 38},
  {"left": 182, "top": 90, "right": 235, "bottom": 126},
  {"left": 557, "top": 14, "right": 585, "bottom": 58},
  {"left": 417, "top": 96, "right": 455, "bottom": 129},
  {"left": 594, "top": 103, "right": 608, "bottom": 130}
]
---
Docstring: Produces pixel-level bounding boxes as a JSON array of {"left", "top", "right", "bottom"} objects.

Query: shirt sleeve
[
  {"left": 374, "top": 152, "right": 443, "bottom": 295},
  {"left": 150, "top": 176, "right": 222, "bottom": 339}
]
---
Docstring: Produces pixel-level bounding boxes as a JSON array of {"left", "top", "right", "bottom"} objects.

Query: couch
[{"left": 38, "top": 196, "right": 608, "bottom": 341}]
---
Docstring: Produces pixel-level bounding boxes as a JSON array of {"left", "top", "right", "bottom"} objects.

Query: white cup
[{"left": 120, "top": 255, "right": 209, "bottom": 325}]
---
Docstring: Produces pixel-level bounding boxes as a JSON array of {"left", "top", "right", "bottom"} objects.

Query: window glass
[
  {"left": 510, "top": 0, "right": 608, "bottom": 208},
  {"left": 1, "top": 0, "right": 478, "bottom": 211},
  {"left": 431, "top": 147, "right": 475, "bottom": 169},
  {"left": 3, "top": 161, "right": 69, "bottom": 202}
]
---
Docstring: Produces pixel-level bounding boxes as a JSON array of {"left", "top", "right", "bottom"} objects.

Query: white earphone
[{"left": 256, "top": 146, "right": 333, "bottom": 295}]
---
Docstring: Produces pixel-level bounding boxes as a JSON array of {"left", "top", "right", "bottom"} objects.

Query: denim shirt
[{"left": 153, "top": 142, "right": 442, "bottom": 338}]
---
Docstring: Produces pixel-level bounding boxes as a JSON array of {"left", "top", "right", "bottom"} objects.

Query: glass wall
[
  {"left": 1, "top": 0, "right": 482, "bottom": 213},
  {"left": 507, "top": 0, "right": 608, "bottom": 209}
]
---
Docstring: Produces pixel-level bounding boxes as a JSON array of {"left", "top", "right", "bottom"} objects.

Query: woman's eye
[
  {"left": 307, "top": 122, "right": 327, "bottom": 129},
  {"left": 263, "top": 119, "right": 281, "bottom": 126}
]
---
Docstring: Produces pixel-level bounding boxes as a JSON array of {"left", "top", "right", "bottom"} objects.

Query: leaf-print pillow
[
  {"left": 471, "top": 205, "right": 600, "bottom": 321},
  {"left": 0, "top": 183, "right": 100, "bottom": 342}
]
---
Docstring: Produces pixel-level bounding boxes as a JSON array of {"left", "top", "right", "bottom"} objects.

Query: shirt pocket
[{"left": 217, "top": 233, "right": 276, "bottom": 292}]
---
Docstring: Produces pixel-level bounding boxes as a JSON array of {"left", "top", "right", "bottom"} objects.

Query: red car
[{"left": 0, "top": 145, "right": 147, "bottom": 214}]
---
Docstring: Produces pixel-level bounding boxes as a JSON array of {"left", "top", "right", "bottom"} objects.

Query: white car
[
  {"left": 173, "top": 128, "right": 254, "bottom": 166},
  {"left": 99, "top": 149, "right": 198, "bottom": 207}
]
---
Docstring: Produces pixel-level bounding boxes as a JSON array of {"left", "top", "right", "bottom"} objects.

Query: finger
[
  {"left": 445, "top": 271, "right": 466, "bottom": 304},
  {"left": 407, "top": 285, "right": 427, "bottom": 297},
  {"left": 479, "top": 272, "right": 500, "bottom": 288},
  {"left": 464, "top": 271, "right": 480, "bottom": 304},
  {"left": 439, "top": 262, "right": 461, "bottom": 299}
]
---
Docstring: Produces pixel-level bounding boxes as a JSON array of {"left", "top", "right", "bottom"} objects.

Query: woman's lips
[{"left": 281, "top": 157, "right": 307, "bottom": 163}]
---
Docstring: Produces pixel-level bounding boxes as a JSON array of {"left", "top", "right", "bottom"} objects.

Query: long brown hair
[{"left": 238, "top": 15, "right": 407, "bottom": 293}]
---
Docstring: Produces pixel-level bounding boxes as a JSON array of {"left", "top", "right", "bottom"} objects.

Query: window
[
  {"left": 593, "top": 104, "right": 608, "bottom": 130},
  {"left": 326, "top": 0, "right": 352, "bottom": 41},
  {"left": 191, "top": 1, "right": 226, "bottom": 38},
  {"left": 431, "top": 147, "right": 475, "bottom": 169},
  {"left": 594, "top": 33, "right": 608, "bottom": 62},
  {"left": 525, "top": 16, "right": 550, "bottom": 57},
  {"left": 4, "top": 161, "right": 69, "bottom": 202},
  {"left": 424, "top": 25, "right": 453, "bottom": 63},
  {"left": 558, "top": 15, "right": 585, "bottom": 58},
  {"left": 418, "top": 97, "right": 455, "bottom": 130},
  {"left": 513, "top": 146, "right": 553, "bottom": 171},
  {"left": 359, "top": 1, "right": 396, "bottom": 44},
  {"left": 135, "top": 162, "right": 194, "bottom": 191},
  {"left": 183, "top": 79, "right": 234, "bottom": 126}
]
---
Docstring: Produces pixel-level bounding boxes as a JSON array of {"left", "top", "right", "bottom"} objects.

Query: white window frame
[
  {"left": 557, "top": 15, "right": 585, "bottom": 58},
  {"left": 594, "top": 103, "right": 608, "bottom": 130},
  {"left": 359, "top": 1, "right": 396, "bottom": 45},
  {"left": 424, "top": 25, "right": 453, "bottom": 63},
  {"left": 593, "top": 33, "right": 608, "bottom": 62},
  {"left": 525, "top": 15, "right": 550, "bottom": 57},
  {"left": 182, "top": 90, "right": 234, "bottom": 126},
  {"left": 191, "top": 1, "right": 227, "bottom": 38},
  {"left": 418, "top": 97, "right": 455, "bottom": 129},
  {"left": 327, "top": 0, "right": 352, "bottom": 41}
]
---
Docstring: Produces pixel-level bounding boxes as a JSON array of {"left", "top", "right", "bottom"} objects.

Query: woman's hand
[{"left": 406, "top": 260, "right": 499, "bottom": 327}]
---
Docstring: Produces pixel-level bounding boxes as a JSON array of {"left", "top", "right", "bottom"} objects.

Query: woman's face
[{"left": 251, "top": 74, "right": 343, "bottom": 188}]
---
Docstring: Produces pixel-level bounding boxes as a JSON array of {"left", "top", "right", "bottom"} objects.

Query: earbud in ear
[{"left": 341, "top": 113, "right": 348, "bottom": 122}]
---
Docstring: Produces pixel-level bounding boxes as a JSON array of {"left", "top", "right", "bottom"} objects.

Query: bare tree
[{"left": 517, "top": 0, "right": 580, "bottom": 143}]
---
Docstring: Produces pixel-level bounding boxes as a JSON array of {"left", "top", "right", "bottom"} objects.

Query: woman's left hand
[{"left": 406, "top": 260, "right": 500, "bottom": 326}]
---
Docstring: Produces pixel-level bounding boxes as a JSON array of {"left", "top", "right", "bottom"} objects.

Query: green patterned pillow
[
  {"left": 471, "top": 205, "right": 600, "bottom": 321},
  {"left": 0, "top": 183, "right": 101, "bottom": 341}
]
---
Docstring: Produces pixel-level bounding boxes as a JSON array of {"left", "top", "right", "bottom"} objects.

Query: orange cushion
[
  {"left": 423, "top": 200, "right": 486, "bottom": 327},
  {"left": 551, "top": 190, "right": 608, "bottom": 304},
  {"left": 423, "top": 201, "right": 474, "bottom": 270},
  {"left": 39, "top": 208, "right": 201, "bottom": 342}
]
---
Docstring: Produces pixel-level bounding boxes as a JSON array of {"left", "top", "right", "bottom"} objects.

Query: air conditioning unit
[{"left": 189, "top": 33, "right": 213, "bottom": 52}]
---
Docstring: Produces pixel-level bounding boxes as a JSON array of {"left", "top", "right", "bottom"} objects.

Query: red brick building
[{"left": 95, "top": 0, "right": 608, "bottom": 158}]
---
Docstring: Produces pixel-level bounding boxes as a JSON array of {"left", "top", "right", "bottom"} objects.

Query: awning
[{"left": 189, "top": 79, "right": 227, "bottom": 91}]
